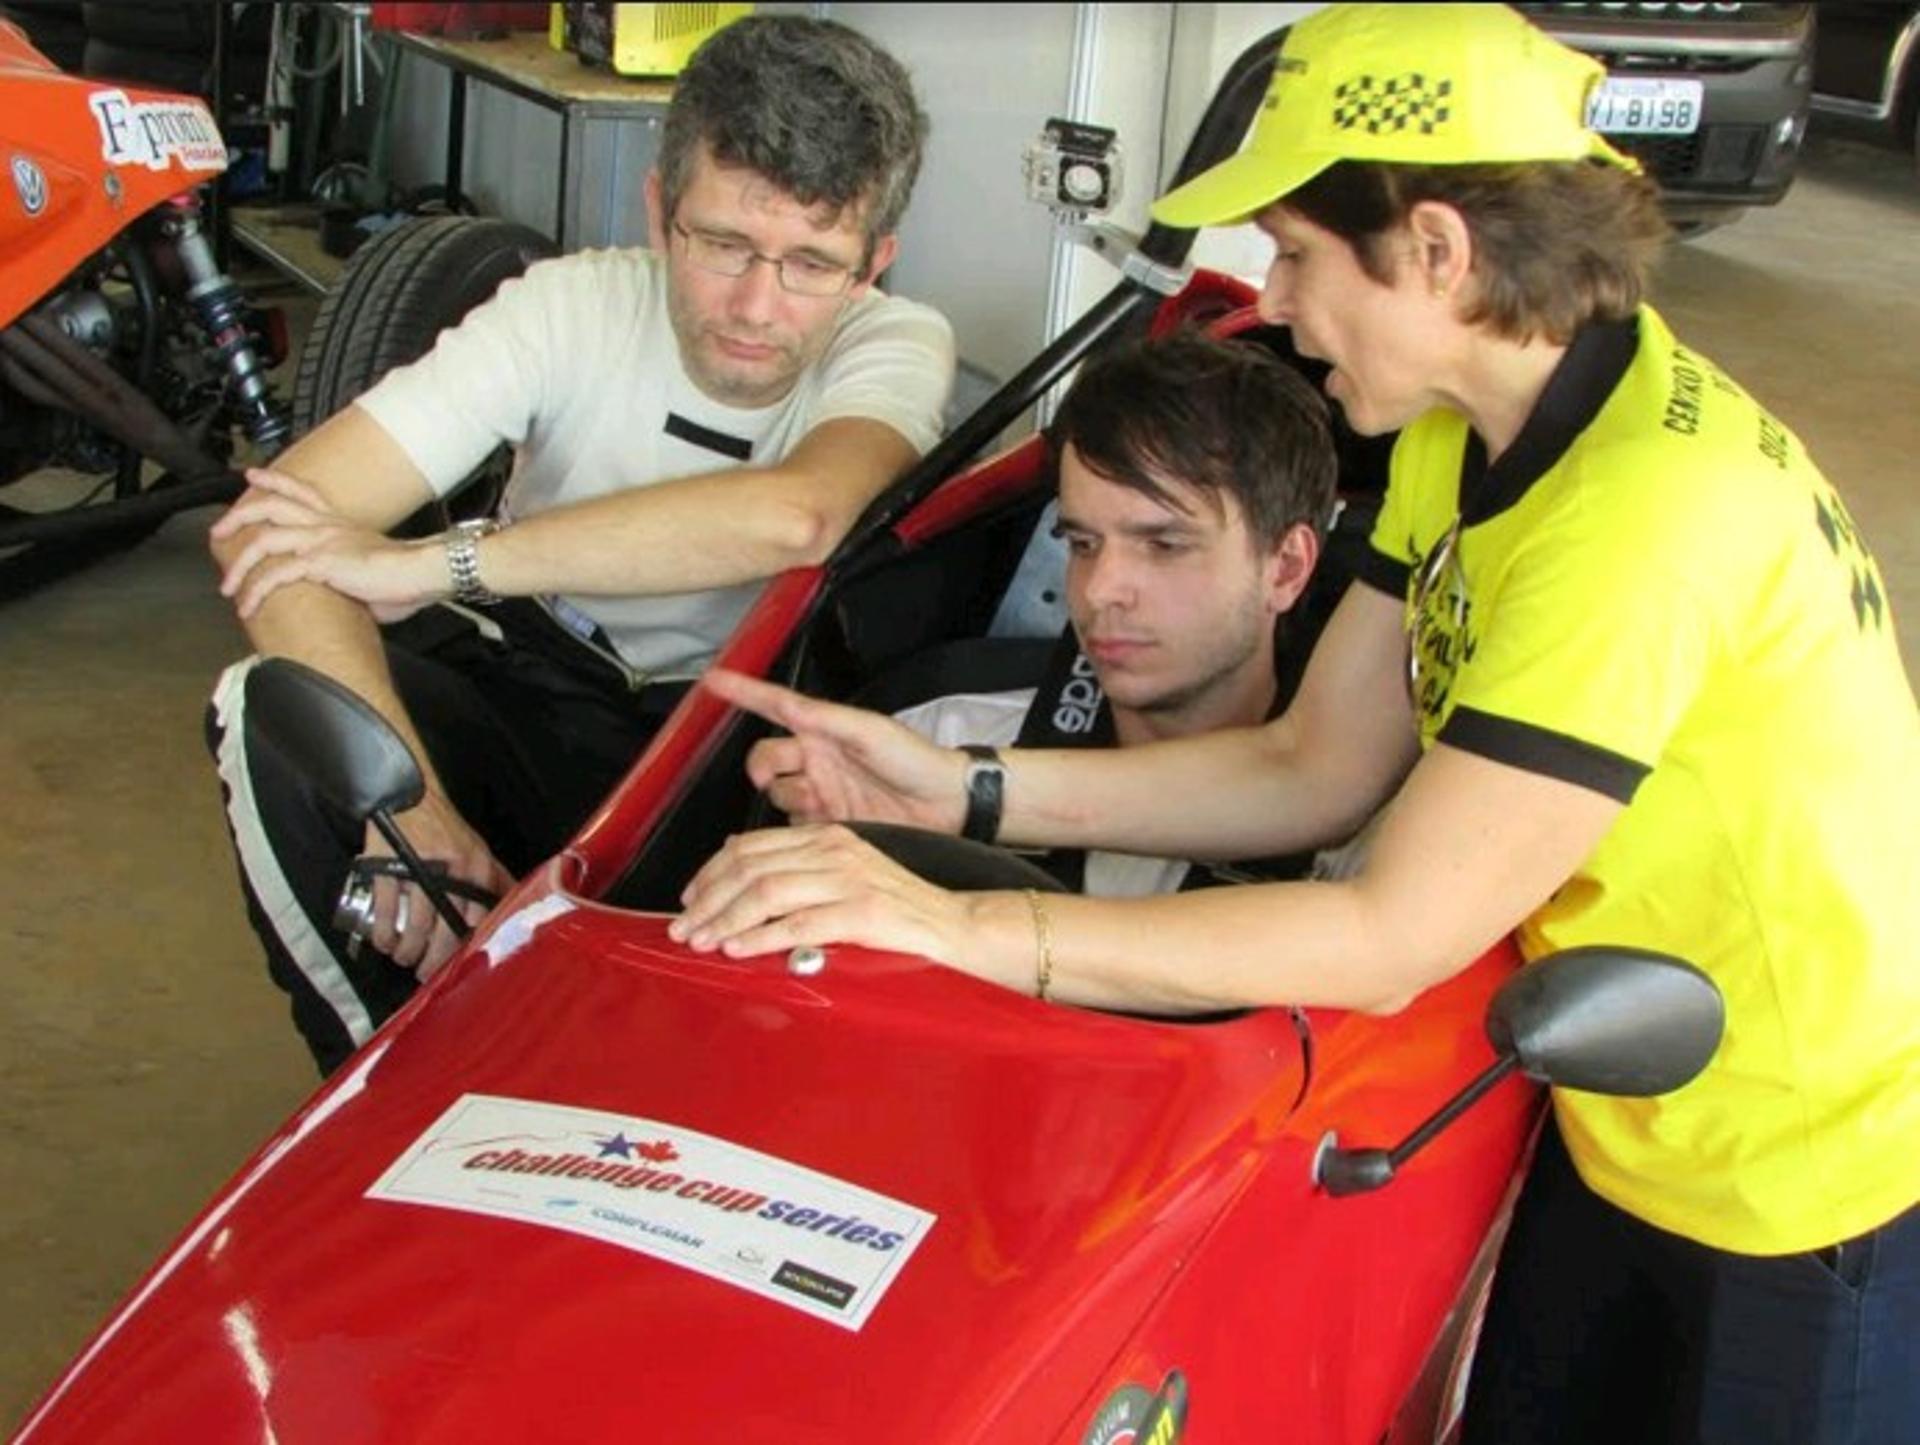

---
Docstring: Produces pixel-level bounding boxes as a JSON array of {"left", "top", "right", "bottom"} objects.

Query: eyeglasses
[
  {"left": 670, "top": 221, "right": 860, "bottom": 298},
  {"left": 1405, "top": 513, "right": 1466, "bottom": 710}
]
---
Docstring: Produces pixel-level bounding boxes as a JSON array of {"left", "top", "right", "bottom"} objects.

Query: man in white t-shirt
[
  {"left": 202, "top": 16, "right": 955, "bottom": 1073},
  {"left": 890, "top": 331, "right": 1341, "bottom": 896}
]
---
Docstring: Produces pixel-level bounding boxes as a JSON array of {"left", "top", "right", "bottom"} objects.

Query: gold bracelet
[{"left": 1022, "top": 888, "right": 1055, "bottom": 1001}]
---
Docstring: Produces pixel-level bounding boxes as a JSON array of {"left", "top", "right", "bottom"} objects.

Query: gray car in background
[
  {"left": 1516, "top": 3, "right": 1815, "bottom": 235},
  {"left": 1809, "top": 2, "right": 1920, "bottom": 173}
]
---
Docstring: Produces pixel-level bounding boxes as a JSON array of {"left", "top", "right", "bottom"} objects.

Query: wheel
[
  {"left": 292, "top": 215, "right": 557, "bottom": 435},
  {"left": 79, "top": 34, "right": 205, "bottom": 93},
  {"left": 79, "top": 0, "right": 212, "bottom": 51},
  {"left": 2, "top": 0, "right": 87, "bottom": 69},
  {"left": 291, "top": 215, "right": 557, "bottom": 527}
]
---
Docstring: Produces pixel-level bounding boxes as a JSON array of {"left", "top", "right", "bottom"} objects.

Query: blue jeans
[{"left": 1461, "top": 1118, "right": 1920, "bottom": 1444}]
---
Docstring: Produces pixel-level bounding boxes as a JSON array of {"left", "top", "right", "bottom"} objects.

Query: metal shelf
[
  {"left": 230, "top": 202, "right": 345, "bottom": 296},
  {"left": 392, "top": 30, "right": 673, "bottom": 249}
]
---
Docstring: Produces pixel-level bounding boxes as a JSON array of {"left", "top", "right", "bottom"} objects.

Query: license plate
[{"left": 1586, "top": 77, "right": 1704, "bottom": 136}]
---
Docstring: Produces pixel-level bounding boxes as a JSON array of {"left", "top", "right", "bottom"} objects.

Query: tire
[
  {"left": 80, "top": 0, "right": 270, "bottom": 56},
  {"left": 80, "top": 34, "right": 206, "bottom": 94},
  {"left": 2, "top": 1, "right": 87, "bottom": 70},
  {"left": 291, "top": 216, "right": 557, "bottom": 527},
  {"left": 80, "top": 1, "right": 212, "bottom": 52}
]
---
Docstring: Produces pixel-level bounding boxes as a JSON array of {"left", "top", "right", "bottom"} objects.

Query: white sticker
[
  {"left": 87, "top": 89, "right": 225, "bottom": 173},
  {"left": 366, "top": 1093, "right": 936, "bottom": 1331},
  {"left": 1051, "top": 651, "right": 1105, "bottom": 736},
  {"left": 10, "top": 155, "right": 47, "bottom": 216}
]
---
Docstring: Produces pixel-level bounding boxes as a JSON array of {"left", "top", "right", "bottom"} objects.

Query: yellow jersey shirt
[{"left": 1362, "top": 306, "right": 1920, "bottom": 1255}]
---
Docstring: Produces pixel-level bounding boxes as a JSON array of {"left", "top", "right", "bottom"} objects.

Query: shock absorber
[{"left": 161, "top": 195, "right": 293, "bottom": 455}]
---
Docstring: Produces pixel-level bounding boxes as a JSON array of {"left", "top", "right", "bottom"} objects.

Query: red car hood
[{"left": 17, "top": 864, "right": 1316, "bottom": 1443}]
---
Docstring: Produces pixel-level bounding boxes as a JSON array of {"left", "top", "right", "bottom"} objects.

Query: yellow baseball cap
[{"left": 1152, "top": 3, "right": 1639, "bottom": 228}]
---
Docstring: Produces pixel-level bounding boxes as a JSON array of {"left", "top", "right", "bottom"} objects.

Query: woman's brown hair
[{"left": 1286, "top": 159, "right": 1669, "bottom": 344}]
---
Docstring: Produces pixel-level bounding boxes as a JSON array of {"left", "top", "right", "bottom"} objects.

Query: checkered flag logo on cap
[{"left": 1331, "top": 73, "right": 1454, "bottom": 135}]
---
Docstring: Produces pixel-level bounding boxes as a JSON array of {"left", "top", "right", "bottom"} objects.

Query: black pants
[
  {"left": 1462, "top": 1116, "right": 1920, "bottom": 1444},
  {"left": 206, "top": 601, "right": 687, "bottom": 1075}
]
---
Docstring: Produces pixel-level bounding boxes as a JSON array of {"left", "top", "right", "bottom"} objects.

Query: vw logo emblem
[{"left": 11, "top": 155, "right": 47, "bottom": 217}]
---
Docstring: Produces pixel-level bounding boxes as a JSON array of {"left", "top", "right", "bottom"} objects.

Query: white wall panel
[
  {"left": 831, "top": 2, "right": 1082, "bottom": 385},
  {"left": 1058, "top": 4, "right": 1178, "bottom": 339}
]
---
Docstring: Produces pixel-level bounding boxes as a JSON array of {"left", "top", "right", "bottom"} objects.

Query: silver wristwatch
[{"left": 444, "top": 517, "right": 501, "bottom": 606}]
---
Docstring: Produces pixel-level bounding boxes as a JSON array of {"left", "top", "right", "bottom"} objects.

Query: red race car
[{"left": 10, "top": 27, "right": 1722, "bottom": 1445}]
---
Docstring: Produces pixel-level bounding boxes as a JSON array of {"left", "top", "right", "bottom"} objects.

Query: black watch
[{"left": 958, "top": 745, "right": 1006, "bottom": 845}]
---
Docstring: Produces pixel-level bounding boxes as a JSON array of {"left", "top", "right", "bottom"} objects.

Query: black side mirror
[
  {"left": 1488, "top": 946, "right": 1724, "bottom": 1095},
  {"left": 242, "top": 657, "right": 474, "bottom": 939},
  {"left": 244, "top": 656, "right": 425, "bottom": 820},
  {"left": 1315, "top": 946, "right": 1724, "bottom": 1197}
]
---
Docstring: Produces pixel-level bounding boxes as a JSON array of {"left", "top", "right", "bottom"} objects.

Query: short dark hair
[
  {"left": 1049, "top": 330, "right": 1338, "bottom": 550},
  {"left": 659, "top": 16, "right": 928, "bottom": 265},
  {"left": 1285, "top": 160, "right": 1669, "bottom": 344}
]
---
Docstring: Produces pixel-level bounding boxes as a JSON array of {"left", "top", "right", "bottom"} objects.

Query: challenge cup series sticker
[{"left": 366, "top": 1094, "right": 936, "bottom": 1330}]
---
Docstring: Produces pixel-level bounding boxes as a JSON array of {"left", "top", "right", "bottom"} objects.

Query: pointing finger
[{"left": 704, "top": 668, "right": 817, "bottom": 733}]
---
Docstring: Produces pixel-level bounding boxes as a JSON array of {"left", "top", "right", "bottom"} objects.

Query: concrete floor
[{"left": 3, "top": 134, "right": 1918, "bottom": 1427}]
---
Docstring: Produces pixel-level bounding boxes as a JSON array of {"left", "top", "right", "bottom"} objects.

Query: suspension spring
[{"left": 164, "top": 200, "right": 292, "bottom": 454}]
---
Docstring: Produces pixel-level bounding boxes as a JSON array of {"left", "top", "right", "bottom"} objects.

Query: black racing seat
[{"left": 848, "top": 635, "right": 1057, "bottom": 718}]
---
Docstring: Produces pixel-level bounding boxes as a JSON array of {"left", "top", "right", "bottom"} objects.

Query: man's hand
[
  {"left": 704, "top": 668, "right": 968, "bottom": 831},
  {"left": 212, "top": 467, "right": 446, "bottom": 622},
  {"left": 360, "top": 791, "right": 515, "bottom": 980}
]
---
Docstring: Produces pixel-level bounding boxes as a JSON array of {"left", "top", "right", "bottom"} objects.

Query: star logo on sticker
[{"left": 595, "top": 1132, "right": 638, "bottom": 1159}]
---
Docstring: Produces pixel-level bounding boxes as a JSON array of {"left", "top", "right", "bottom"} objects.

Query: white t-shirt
[{"left": 356, "top": 247, "right": 955, "bottom": 680}]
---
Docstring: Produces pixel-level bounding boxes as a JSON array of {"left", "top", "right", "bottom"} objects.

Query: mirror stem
[
  {"left": 1317, "top": 1053, "right": 1520, "bottom": 1197},
  {"left": 369, "top": 809, "right": 474, "bottom": 939}
]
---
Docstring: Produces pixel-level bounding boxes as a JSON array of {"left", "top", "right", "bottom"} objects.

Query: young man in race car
[
  {"left": 891, "top": 331, "right": 1341, "bottom": 895},
  {"left": 203, "top": 15, "right": 955, "bottom": 1074}
]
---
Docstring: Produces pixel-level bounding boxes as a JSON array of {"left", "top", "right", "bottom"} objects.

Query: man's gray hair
[{"left": 659, "top": 15, "right": 928, "bottom": 265}]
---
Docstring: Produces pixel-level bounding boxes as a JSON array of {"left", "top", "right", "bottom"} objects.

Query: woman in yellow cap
[{"left": 674, "top": 5, "right": 1920, "bottom": 1439}]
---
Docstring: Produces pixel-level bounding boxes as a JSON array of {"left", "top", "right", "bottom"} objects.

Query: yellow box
[{"left": 550, "top": 3, "right": 754, "bottom": 77}]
